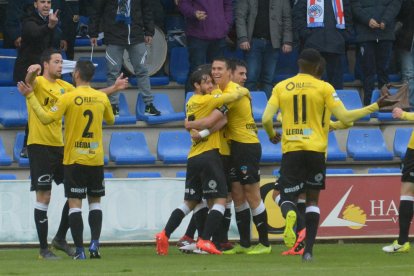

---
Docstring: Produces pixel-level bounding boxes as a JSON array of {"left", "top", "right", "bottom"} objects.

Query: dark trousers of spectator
[
  {"left": 360, "top": 41, "right": 393, "bottom": 106},
  {"left": 185, "top": 36, "right": 227, "bottom": 92},
  {"left": 321, "top": 52, "right": 343, "bottom": 90}
]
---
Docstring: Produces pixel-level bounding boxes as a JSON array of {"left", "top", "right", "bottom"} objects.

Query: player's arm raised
[
  {"left": 262, "top": 93, "right": 281, "bottom": 144},
  {"left": 99, "top": 73, "right": 129, "bottom": 95}
]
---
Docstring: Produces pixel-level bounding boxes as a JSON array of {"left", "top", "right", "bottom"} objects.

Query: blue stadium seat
[
  {"left": 0, "top": 174, "right": 17, "bottom": 180},
  {"left": 327, "top": 131, "right": 347, "bottom": 161},
  {"left": 272, "top": 168, "right": 280, "bottom": 177},
  {"left": 251, "top": 91, "right": 268, "bottom": 122},
  {"left": 13, "top": 132, "right": 29, "bottom": 167},
  {"left": 136, "top": 93, "right": 185, "bottom": 124},
  {"left": 326, "top": 168, "right": 354, "bottom": 175},
  {"left": 258, "top": 129, "right": 282, "bottom": 163},
  {"left": 176, "top": 171, "right": 186, "bottom": 177},
  {"left": 342, "top": 54, "right": 355, "bottom": 83},
  {"left": 368, "top": 168, "right": 401, "bottom": 174},
  {"left": 113, "top": 93, "right": 136, "bottom": 125},
  {"left": 346, "top": 128, "right": 394, "bottom": 161},
  {"left": 169, "top": 47, "right": 189, "bottom": 84},
  {"left": 79, "top": 56, "right": 107, "bottom": 83},
  {"left": 127, "top": 172, "right": 162, "bottom": 178},
  {"left": 393, "top": 128, "right": 412, "bottom": 159},
  {"left": 129, "top": 75, "right": 170, "bottom": 87},
  {"left": 0, "top": 49, "right": 17, "bottom": 86},
  {"left": 332, "top": 90, "right": 370, "bottom": 121},
  {"left": 109, "top": 132, "right": 156, "bottom": 165},
  {"left": 0, "top": 137, "right": 12, "bottom": 166},
  {"left": 157, "top": 131, "right": 191, "bottom": 164},
  {"left": 104, "top": 172, "right": 113, "bottom": 178},
  {"left": 104, "top": 155, "right": 109, "bottom": 165},
  {"left": 273, "top": 48, "right": 299, "bottom": 83},
  {"left": 370, "top": 88, "right": 399, "bottom": 120},
  {"left": 0, "top": 86, "right": 28, "bottom": 127}
]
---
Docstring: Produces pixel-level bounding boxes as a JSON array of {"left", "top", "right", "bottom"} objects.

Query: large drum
[{"left": 122, "top": 26, "right": 167, "bottom": 76}]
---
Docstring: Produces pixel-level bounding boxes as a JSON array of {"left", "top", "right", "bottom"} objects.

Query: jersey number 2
[{"left": 82, "top": 110, "right": 94, "bottom": 138}]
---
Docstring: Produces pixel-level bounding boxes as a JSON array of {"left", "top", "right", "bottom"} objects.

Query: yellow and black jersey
[
  {"left": 29, "top": 86, "right": 114, "bottom": 166},
  {"left": 399, "top": 112, "right": 414, "bottom": 149},
  {"left": 27, "top": 76, "right": 74, "bottom": 146},
  {"left": 186, "top": 94, "right": 226, "bottom": 158},
  {"left": 211, "top": 88, "right": 231, "bottom": 156},
  {"left": 223, "top": 81, "right": 259, "bottom": 144},
  {"left": 267, "top": 74, "right": 342, "bottom": 153}
]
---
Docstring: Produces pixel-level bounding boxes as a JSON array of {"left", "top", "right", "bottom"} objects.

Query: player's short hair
[
  {"left": 228, "top": 58, "right": 247, "bottom": 72},
  {"left": 40, "top": 48, "right": 61, "bottom": 65},
  {"left": 212, "top": 57, "right": 230, "bottom": 69},
  {"left": 75, "top": 60, "right": 95, "bottom": 82},
  {"left": 195, "top": 63, "right": 212, "bottom": 72},
  {"left": 298, "top": 48, "right": 323, "bottom": 74},
  {"left": 189, "top": 68, "right": 211, "bottom": 90}
]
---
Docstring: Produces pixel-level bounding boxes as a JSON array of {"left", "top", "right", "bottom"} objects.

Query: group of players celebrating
[{"left": 155, "top": 48, "right": 397, "bottom": 261}]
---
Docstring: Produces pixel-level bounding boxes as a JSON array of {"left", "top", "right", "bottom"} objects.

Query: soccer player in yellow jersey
[
  {"left": 186, "top": 58, "right": 271, "bottom": 255},
  {"left": 155, "top": 67, "right": 249, "bottom": 255},
  {"left": 262, "top": 48, "right": 396, "bottom": 261},
  {"left": 19, "top": 60, "right": 115, "bottom": 260},
  {"left": 381, "top": 107, "right": 414, "bottom": 253},
  {"left": 20, "top": 49, "right": 126, "bottom": 259}
]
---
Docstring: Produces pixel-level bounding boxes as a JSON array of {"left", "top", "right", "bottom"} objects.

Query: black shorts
[
  {"left": 185, "top": 149, "right": 228, "bottom": 201},
  {"left": 221, "top": 155, "right": 232, "bottom": 193},
  {"left": 64, "top": 164, "right": 105, "bottom": 199},
  {"left": 28, "top": 144, "right": 64, "bottom": 191},
  {"left": 402, "top": 148, "right": 414, "bottom": 182},
  {"left": 278, "top": 151, "right": 326, "bottom": 202},
  {"left": 229, "top": 141, "right": 261, "bottom": 185}
]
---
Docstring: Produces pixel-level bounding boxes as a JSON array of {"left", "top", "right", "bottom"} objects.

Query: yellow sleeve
[
  {"left": 329, "top": 120, "right": 353, "bottom": 130},
  {"left": 103, "top": 97, "right": 115, "bottom": 125},
  {"left": 262, "top": 102, "right": 279, "bottom": 139},
  {"left": 26, "top": 93, "right": 55, "bottom": 124},
  {"left": 401, "top": 112, "right": 414, "bottom": 121},
  {"left": 217, "top": 87, "right": 249, "bottom": 105},
  {"left": 330, "top": 102, "right": 379, "bottom": 124}
]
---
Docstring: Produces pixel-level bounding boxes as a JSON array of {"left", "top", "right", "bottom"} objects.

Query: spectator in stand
[
  {"left": 396, "top": 0, "right": 414, "bottom": 107},
  {"left": 177, "top": 0, "right": 233, "bottom": 93},
  {"left": 294, "top": 0, "right": 353, "bottom": 90},
  {"left": 62, "top": 0, "right": 79, "bottom": 60},
  {"left": 89, "top": 0, "right": 161, "bottom": 116},
  {"left": 235, "top": 0, "right": 293, "bottom": 98},
  {"left": 351, "top": 0, "right": 402, "bottom": 105}
]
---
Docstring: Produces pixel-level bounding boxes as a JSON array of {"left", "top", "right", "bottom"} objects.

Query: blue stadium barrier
[
  {"left": 176, "top": 171, "right": 186, "bottom": 177},
  {"left": 136, "top": 93, "right": 185, "bottom": 124},
  {"left": 251, "top": 91, "right": 268, "bottom": 122},
  {"left": 113, "top": 93, "right": 136, "bottom": 125},
  {"left": 327, "top": 131, "right": 347, "bottom": 161},
  {"left": 393, "top": 128, "right": 412, "bottom": 159},
  {"left": 127, "top": 172, "right": 162, "bottom": 178},
  {"left": 0, "top": 136, "right": 12, "bottom": 166},
  {"left": 326, "top": 168, "right": 354, "bottom": 175},
  {"left": 13, "top": 132, "right": 29, "bottom": 167},
  {"left": 370, "top": 88, "right": 399, "bottom": 120},
  {"left": 0, "top": 174, "right": 17, "bottom": 180},
  {"left": 104, "top": 172, "right": 113, "bottom": 178},
  {"left": 109, "top": 132, "right": 156, "bottom": 165},
  {"left": 0, "top": 86, "right": 28, "bottom": 127},
  {"left": 0, "top": 48, "right": 17, "bottom": 86},
  {"left": 169, "top": 47, "right": 189, "bottom": 84},
  {"left": 367, "top": 168, "right": 401, "bottom": 174},
  {"left": 157, "top": 131, "right": 191, "bottom": 164},
  {"left": 332, "top": 90, "right": 370, "bottom": 121},
  {"left": 272, "top": 168, "right": 280, "bottom": 177},
  {"left": 258, "top": 129, "right": 282, "bottom": 163},
  {"left": 347, "top": 128, "right": 394, "bottom": 161}
]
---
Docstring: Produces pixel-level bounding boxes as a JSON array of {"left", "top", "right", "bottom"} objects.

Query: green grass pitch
[{"left": 1, "top": 243, "right": 413, "bottom": 275}]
